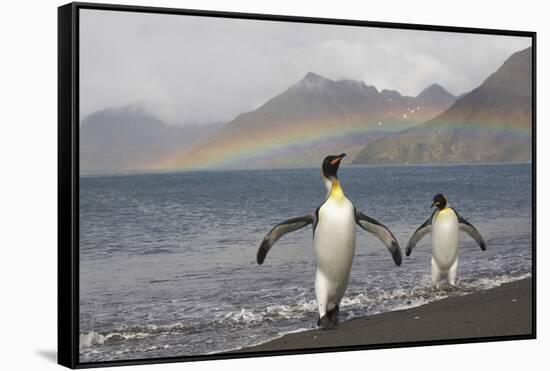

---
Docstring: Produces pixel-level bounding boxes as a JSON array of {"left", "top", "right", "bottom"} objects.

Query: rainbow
[
  {"left": 153, "top": 118, "right": 386, "bottom": 170},
  {"left": 152, "top": 113, "right": 532, "bottom": 170}
]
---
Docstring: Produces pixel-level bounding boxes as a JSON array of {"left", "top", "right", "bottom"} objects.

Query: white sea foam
[
  {"left": 79, "top": 323, "right": 189, "bottom": 347},
  {"left": 223, "top": 308, "right": 264, "bottom": 323},
  {"left": 80, "top": 272, "right": 531, "bottom": 353},
  {"left": 80, "top": 331, "right": 105, "bottom": 347},
  {"left": 216, "top": 272, "right": 532, "bottom": 328}
]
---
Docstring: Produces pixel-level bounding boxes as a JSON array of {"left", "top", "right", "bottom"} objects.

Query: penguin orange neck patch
[
  {"left": 438, "top": 207, "right": 452, "bottom": 214},
  {"left": 330, "top": 180, "right": 345, "bottom": 201}
]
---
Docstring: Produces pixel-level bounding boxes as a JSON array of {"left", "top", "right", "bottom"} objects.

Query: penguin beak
[
  {"left": 431, "top": 201, "right": 439, "bottom": 208},
  {"left": 330, "top": 153, "right": 346, "bottom": 166}
]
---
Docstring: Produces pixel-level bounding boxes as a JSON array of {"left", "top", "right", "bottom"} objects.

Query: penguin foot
[
  {"left": 318, "top": 315, "right": 337, "bottom": 330},
  {"left": 327, "top": 305, "right": 339, "bottom": 325}
]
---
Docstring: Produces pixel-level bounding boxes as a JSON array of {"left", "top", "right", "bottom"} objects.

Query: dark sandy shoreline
[{"left": 235, "top": 278, "right": 533, "bottom": 353}]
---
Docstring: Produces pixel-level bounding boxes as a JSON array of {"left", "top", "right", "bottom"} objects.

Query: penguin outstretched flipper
[
  {"left": 406, "top": 210, "right": 436, "bottom": 256},
  {"left": 257, "top": 215, "right": 314, "bottom": 264},
  {"left": 355, "top": 210, "right": 402, "bottom": 266},
  {"left": 452, "top": 208, "right": 486, "bottom": 251}
]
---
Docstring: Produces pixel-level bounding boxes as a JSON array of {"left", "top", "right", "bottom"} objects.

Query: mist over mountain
[
  {"left": 80, "top": 105, "right": 222, "bottom": 173},
  {"left": 353, "top": 47, "right": 532, "bottom": 165}
]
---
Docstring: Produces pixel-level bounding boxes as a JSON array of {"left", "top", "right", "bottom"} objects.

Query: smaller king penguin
[{"left": 406, "top": 193, "right": 486, "bottom": 286}]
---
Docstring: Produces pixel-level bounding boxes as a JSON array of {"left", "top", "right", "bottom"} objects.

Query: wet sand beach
[{"left": 237, "top": 278, "right": 533, "bottom": 353}]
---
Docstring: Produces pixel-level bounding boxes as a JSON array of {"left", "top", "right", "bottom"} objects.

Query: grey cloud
[{"left": 80, "top": 9, "right": 531, "bottom": 125}]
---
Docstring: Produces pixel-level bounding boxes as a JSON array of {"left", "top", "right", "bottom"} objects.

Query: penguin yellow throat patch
[
  {"left": 438, "top": 207, "right": 451, "bottom": 215},
  {"left": 330, "top": 180, "right": 345, "bottom": 202}
]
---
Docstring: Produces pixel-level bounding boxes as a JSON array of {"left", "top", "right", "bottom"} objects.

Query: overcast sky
[{"left": 80, "top": 9, "right": 531, "bottom": 126}]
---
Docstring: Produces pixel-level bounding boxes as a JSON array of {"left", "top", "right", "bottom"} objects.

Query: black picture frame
[{"left": 58, "top": 2, "right": 537, "bottom": 368}]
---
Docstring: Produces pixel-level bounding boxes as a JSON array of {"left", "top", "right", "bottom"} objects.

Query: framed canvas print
[{"left": 58, "top": 2, "right": 536, "bottom": 368}]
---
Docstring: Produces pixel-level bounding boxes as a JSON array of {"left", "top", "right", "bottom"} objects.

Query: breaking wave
[{"left": 80, "top": 272, "right": 530, "bottom": 350}]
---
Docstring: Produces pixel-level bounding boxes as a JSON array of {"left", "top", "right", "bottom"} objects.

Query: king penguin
[
  {"left": 406, "top": 193, "right": 486, "bottom": 285},
  {"left": 256, "top": 154, "right": 402, "bottom": 329}
]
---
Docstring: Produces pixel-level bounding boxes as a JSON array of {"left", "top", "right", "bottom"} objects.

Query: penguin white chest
[
  {"left": 313, "top": 197, "right": 356, "bottom": 281},
  {"left": 432, "top": 208, "right": 459, "bottom": 270}
]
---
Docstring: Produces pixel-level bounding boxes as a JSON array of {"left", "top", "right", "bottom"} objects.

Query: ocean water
[{"left": 79, "top": 163, "right": 533, "bottom": 362}]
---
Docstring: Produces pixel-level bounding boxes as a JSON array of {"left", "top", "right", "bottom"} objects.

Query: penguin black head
[
  {"left": 431, "top": 193, "right": 448, "bottom": 210},
  {"left": 322, "top": 153, "right": 346, "bottom": 179}
]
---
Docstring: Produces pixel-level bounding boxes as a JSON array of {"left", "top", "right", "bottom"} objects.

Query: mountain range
[
  {"left": 172, "top": 73, "right": 456, "bottom": 169},
  {"left": 80, "top": 46, "right": 532, "bottom": 173},
  {"left": 353, "top": 47, "right": 532, "bottom": 164}
]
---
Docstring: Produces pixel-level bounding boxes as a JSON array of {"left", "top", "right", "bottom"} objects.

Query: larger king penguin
[{"left": 256, "top": 154, "right": 402, "bottom": 330}]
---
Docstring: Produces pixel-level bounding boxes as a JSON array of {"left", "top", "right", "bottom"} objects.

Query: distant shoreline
[
  {"left": 232, "top": 278, "right": 533, "bottom": 354},
  {"left": 80, "top": 161, "right": 532, "bottom": 178}
]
